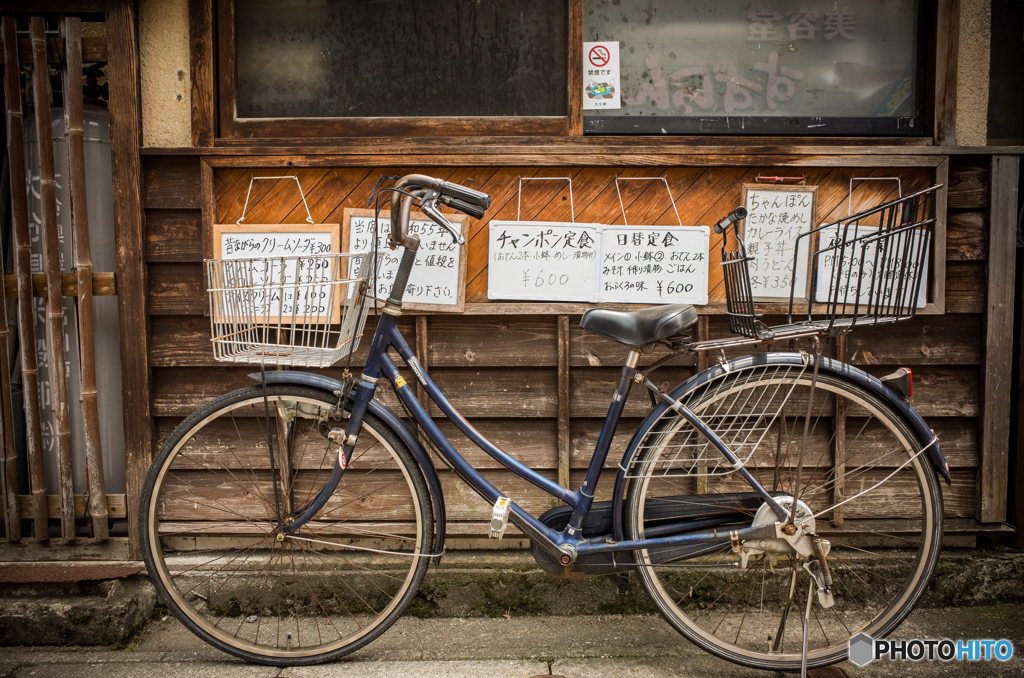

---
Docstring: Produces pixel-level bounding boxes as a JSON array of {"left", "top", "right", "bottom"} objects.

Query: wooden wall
[{"left": 142, "top": 155, "right": 993, "bottom": 544}]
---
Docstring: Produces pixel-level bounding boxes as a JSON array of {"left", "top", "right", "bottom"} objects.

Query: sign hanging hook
[
  {"left": 614, "top": 176, "right": 682, "bottom": 227},
  {"left": 237, "top": 175, "right": 315, "bottom": 225}
]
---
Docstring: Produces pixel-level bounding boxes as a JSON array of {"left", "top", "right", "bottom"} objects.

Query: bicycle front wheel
[
  {"left": 140, "top": 385, "right": 434, "bottom": 666},
  {"left": 624, "top": 362, "right": 943, "bottom": 671}
]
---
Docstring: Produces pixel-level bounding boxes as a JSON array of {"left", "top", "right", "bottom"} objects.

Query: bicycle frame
[{"left": 282, "top": 311, "right": 788, "bottom": 564}]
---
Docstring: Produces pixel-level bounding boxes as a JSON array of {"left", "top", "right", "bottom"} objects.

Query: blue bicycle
[{"left": 141, "top": 175, "right": 947, "bottom": 671}]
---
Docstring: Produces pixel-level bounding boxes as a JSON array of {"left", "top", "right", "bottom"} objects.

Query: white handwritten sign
[
  {"left": 344, "top": 208, "right": 468, "bottom": 312},
  {"left": 740, "top": 184, "right": 818, "bottom": 302},
  {"left": 600, "top": 226, "right": 709, "bottom": 304},
  {"left": 487, "top": 221, "right": 601, "bottom": 301},
  {"left": 814, "top": 225, "right": 929, "bottom": 309},
  {"left": 211, "top": 222, "right": 341, "bottom": 319}
]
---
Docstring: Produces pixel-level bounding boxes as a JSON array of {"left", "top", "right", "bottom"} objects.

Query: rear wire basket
[
  {"left": 721, "top": 184, "right": 940, "bottom": 341},
  {"left": 206, "top": 252, "right": 381, "bottom": 368}
]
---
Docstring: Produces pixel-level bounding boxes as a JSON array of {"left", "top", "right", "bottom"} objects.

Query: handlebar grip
[
  {"left": 444, "top": 196, "right": 486, "bottom": 219},
  {"left": 713, "top": 206, "right": 749, "bottom": 234},
  {"left": 440, "top": 181, "right": 491, "bottom": 210}
]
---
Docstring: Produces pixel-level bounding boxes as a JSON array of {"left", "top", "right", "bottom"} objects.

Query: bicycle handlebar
[
  {"left": 389, "top": 174, "right": 492, "bottom": 248},
  {"left": 713, "top": 206, "right": 748, "bottom": 234}
]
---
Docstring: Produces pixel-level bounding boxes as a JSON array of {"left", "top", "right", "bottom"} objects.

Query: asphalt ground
[{"left": 1, "top": 604, "right": 1022, "bottom": 678}]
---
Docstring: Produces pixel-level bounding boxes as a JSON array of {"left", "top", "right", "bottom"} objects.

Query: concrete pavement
[{"left": 2, "top": 605, "right": 1022, "bottom": 677}]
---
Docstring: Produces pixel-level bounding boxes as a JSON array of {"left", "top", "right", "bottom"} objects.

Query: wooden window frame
[{"left": 215, "top": 0, "right": 583, "bottom": 140}]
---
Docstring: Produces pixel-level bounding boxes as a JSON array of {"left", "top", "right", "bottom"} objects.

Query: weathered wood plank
[
  {"left": 977, "top": 155, "right": 1018, "bottom": 523},
  {"left": 0, "top": 36, "right": 107, "bottom": 65},
  {"left": 145, "top": 209, "right": 202, "bottom": 262},
  {"left": 427, "top": 316, "right": 557, "bottom": 367},
  {"left": 189, "top": 0, "right": 215, "bottom": 147},
  {"left": 944, "top": 261, "right": 986, "bottom": 314},
  {"left": 148, "top": 262, "right": 204, "bottom": 315},
  {"left": 0, "top": 538, "right": 130, "bottom": 562},
  {"left": 107, "top": 0, "right": 152, "bottom": 560},
  {"left": 569, "top": 367, "right": 694, "bottom": 418},
  {"left": 846, "top": 315, "right": 982, "bottom": 366},
  {"left": 142, "top": 156, "right": 200, "bottom": 209},
  {"left": 947, "top": 158, "right": 988, "bottom": 209},
  {"left": 946, "top": 211, "right": 987, "bottom": 261}
]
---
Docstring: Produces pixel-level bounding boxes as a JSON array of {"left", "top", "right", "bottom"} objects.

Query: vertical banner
[{"left": 583, "top": 41, "right": 621, "bottom": 110}]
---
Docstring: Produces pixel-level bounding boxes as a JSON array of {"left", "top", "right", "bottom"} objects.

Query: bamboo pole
[
  {"left": 2, "top": 18, "right": 49, "bottom": 541},
  {"left": 62, "top": 17, "right": 108, "bottom": 541},
  {"left": 0, "top": 155, "right": 21, "bottom": 542},
  {"left": 30, "top": 17, "right": 75, "bottom": 542}
]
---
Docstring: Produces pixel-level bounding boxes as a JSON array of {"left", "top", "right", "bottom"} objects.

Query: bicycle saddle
[{"left": 580, "top": 304, "right": 698, "bottom": 348}]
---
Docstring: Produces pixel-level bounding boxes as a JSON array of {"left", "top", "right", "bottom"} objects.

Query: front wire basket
[
  {"left": 206, "top": 252, "right": 382, "bottom": 368},
  {"left": 714, "top": 184, "right": 940, "bottom": 345}
]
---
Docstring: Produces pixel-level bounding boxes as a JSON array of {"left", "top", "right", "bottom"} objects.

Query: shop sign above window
[{"left": 583, "top": 0, "right": 923, "bottom": 135}]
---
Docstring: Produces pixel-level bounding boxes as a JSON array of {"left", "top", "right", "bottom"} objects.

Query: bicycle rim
[
  {"left": 141, "top": 385, "right": 432, "bottom": 665},
  {"left": 625, "top": 365, "right": 942, "bottom": 670}
]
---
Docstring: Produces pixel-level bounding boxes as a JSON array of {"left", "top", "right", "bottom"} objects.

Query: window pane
[
  {"left": 235, "top": 0, "right": 568, "bottom": 118},
  {"left": 584, "top": 0, "right": 920, "bottom": 133}
]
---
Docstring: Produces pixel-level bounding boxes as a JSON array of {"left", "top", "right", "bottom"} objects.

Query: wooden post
[
  {"left": 557, "top": 315, "right": 571, "bottom": 495},
  {"left": 415, "top": 315, "right": 429, "bottom": 409},
  {"left": 933, "top": 0, "right": 960, "bottom": 146},
  {"left": 0, "top": 156, "right": 19, "bottom": 541},
  {"left": 106, "top": 0, "right": 153, "bottom": 559},
  {"left": 30, "top": 17, "right": 76, "bottom": 542},
  {"left": 2, "top": 18, "right": 49, "bottom": 541},
  {"left": 977, "top": 155, "right": 1018, "bottom": 523},
  {"left": 62, "top": 17, "right": 109, "bottom": 541},
  {"left": 189, "top": 0, "right": 215, "bottom": 146},
  {"left": 832, "top": 333, "right": 848, "bottom": 524}
]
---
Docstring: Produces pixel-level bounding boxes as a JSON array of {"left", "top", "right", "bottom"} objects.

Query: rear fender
[
  {"left": 609, "top": 352, "right": 950, "bottom": 541},
  {"left": 248, "top": 371, "right": 446, "bottom": 555}
]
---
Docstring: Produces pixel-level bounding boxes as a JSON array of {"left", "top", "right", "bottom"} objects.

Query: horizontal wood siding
[{"left": 141, "top": 155, "right": 992, "bottom": 542}]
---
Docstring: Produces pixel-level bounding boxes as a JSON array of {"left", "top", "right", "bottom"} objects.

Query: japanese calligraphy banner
[
  {"left": 738, "top": 184, "right": 818, "bottom": 302},
  {"left": 488, "top": 221, "right": 602, "bottom": 302},
  {"left": 344, "top": 208, "right": 469, "bottom": 312}
]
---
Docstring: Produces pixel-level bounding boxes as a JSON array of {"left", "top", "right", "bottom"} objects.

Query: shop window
[
  {"left": 583, "top": 0, "right": 925, "bottom": 135},
  {"left": 220, "top": 0, "right": 570, "bottom": 138}
]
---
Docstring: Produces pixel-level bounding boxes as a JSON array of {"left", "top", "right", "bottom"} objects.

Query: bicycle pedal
[{"left": 489, "top": 496, "right": 511, "bottom": 539}]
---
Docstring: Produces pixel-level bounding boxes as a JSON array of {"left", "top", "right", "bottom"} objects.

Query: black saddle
[{"left": 580, "top": 304, "right": 698, "bottom": 348}]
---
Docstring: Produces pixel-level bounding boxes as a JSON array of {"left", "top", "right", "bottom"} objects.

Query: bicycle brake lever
[{"left": 421, "top": 199, "right": 465, "bottom": 245}]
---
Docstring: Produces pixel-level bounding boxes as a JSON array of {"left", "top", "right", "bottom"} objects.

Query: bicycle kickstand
[{"left": 800, "top": 577, "right": 814, "bottom": 678}]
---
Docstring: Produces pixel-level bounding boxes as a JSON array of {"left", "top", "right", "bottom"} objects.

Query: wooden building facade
[{"left": 0, "top": 0, "right": 1021, "bottom": 563}]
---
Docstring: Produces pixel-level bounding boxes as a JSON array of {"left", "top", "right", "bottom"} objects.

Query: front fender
[
  {"left": 609, "top": 352, "right": 950, "bottom": 541},
  {"left": 248, "top": 371, "right": 446, "bottom": 555}
]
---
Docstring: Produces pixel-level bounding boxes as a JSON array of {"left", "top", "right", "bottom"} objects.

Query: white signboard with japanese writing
[
  {"left": 600, "top": 226, "right": 710, "bottom": 304},
  {"left": 813, "top": 225, "right": 929, "bottom": 309},
  {"left": 739, "top": 184, "right": 818, "bottom": 302},
  {"left": 487, "top": 221, "right": 601, "bottom": 301},
  {"left": 343, "top": 208, "right": 468, "bottom": 312},
  {"left": 583, "top": 41, "right": 621, "bottom": 110},
  {"left": 211, "top": 222, "right": 341, "bottom": 320}
]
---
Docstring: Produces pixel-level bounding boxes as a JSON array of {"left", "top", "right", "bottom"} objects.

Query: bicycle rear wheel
[
  {"left": 624, "top": 362, "right": 943, "bottom": 671},
  {"left": 140, "top": 384, "right": 433, "bottom": 666}
]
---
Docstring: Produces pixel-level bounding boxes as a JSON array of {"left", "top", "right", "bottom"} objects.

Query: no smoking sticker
[{"left": 583, "top": 41, "right": 620, "bottom": 110}]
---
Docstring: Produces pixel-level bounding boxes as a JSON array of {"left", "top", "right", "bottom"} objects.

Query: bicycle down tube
[{"left": 283, "top": 310, "right": 782, "bottom": 563}]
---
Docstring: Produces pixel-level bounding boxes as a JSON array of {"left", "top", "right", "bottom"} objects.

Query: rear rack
[{"left": 690, "top": 184, "right": 940, "bottom": 353}]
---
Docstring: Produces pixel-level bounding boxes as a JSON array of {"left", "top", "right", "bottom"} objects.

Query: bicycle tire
[
  {"left": 624, "top": 363, "right": 943, "bottom": 671},
  {"left": 140, "top": 384, "right": 434, "bottom": 666}
]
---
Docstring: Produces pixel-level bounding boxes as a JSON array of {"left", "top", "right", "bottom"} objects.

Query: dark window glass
[
  {"left": 235, "top": 0, "right": 568, "bottom": 118},
  {"left": 583, "top": 0, "right": 923, "bottom": 135}
]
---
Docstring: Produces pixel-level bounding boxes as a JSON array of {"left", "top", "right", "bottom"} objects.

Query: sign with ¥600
[
  {"left": 487, "top": 221, "right": 602, "bottom": 302},
  {"left": 600, "top": 226, "right": 710, "bottom": 304},
  {"left": 343, "top": 208, "right": 469, "bottom": 312}
]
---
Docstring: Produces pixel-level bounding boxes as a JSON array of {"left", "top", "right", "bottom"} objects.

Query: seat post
[{"left": 625, "top": 349, "right": 641, "bottom": 369}]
